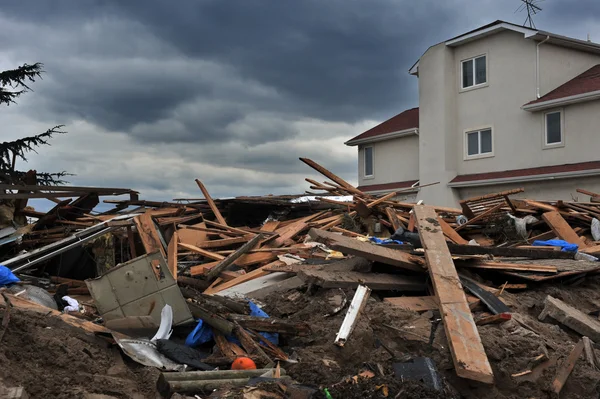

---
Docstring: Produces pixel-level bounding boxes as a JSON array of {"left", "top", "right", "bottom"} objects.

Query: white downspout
[{"left": 536, "top": 35, "right": 551, "bottom": 98}]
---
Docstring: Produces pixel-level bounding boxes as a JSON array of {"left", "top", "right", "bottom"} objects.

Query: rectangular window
[
  {"left": 461, "top": 55, "right": 487, "bottom": 89},
  {"left": 364, "top": 146, "right": 373, "bottom": 177},
  {"left": 466, "top": 128, "right": 493, "bottom": 157},
  {"left": 545, "top": 111, "right": 563, "bottom": 146}
]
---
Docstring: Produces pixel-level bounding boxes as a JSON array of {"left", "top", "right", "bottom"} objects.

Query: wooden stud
[
  {"left": 552, "top": 340, "right": 584, "bottom": 394},
  {"left": 542, "top": 211, "right": 588, "bottom": 248},
  {"left": 167, "top": 231, "right": 178, "bottom": 280},
  {"left": 195, "top": 179, "right": 228, "bottom": 226}
]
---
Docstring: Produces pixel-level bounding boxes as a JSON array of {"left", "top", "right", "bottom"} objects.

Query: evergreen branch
[
  {"left": 0, "top": 170, "right": 73, "bottom": 186},
  {"left": 0, "top": 63, "right": 43, "bottom": 106},
  {"left": 0, "top": 126, "right": 66, "bottom": 170}
]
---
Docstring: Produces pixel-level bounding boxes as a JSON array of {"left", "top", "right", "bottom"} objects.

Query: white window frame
[
  {"left": 363, "top": 146, "right": 374, "bottom": 179},
  {"left": 543, "top": 109, "right": 565, "bottom": 149},
  {"left": 460, "top": 54, "right": 488, "bottom": 92},
  {"left": 464, "top": 126, "right": 494, "bottom": 160}
]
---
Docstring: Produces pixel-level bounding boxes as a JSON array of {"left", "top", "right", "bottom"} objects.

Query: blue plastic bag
[
  {"left": 369, "top": 237, "right": 403, "bottom": 245},
  {"left": 532, "top": 239, "right": 579, "bottom": 252},
  {"left": 0, "top": 265, "right": 19, "bottom": 286},
  {"left": 248, "top": 301, "right": 279, "bottom": 345},
  {"left": 185, "top": 319, "right": 214, "bottom": 347}
]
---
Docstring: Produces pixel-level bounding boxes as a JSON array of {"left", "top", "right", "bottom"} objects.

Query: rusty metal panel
[{"left": 86, "top": 252, "right": 193, "bottom": 326}]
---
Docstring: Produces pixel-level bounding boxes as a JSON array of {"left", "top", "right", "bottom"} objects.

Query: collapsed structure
[{"left": 1, "top": 158, "right": 600, "bottom": 398}]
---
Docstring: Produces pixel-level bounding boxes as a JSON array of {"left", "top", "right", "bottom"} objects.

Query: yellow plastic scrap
[{"left": 375, "top": 384, "right": 389, "bottom": 397}]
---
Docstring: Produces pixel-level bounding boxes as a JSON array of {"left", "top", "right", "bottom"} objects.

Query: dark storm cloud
[
  {"left": 0, "top": 0, "right": 461, "bottom": 144},
  {"left": 2, "top": 0, "right": 600, "bottom": 200}
]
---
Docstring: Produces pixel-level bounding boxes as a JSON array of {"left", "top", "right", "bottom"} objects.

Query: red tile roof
[
  {"left": 449, "top": 160, "right": 600, "bottom": 184},
  {"left": 357, "top": 180, "right": 419, "bottom": 192},
  {"left": 346, "top": 108, "right": 418, "bottom": 144},
  {"left": 526, "top": 64, "right": 600, "bottom": 105}
]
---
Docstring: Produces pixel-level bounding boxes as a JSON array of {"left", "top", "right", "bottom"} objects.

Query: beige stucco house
[{"left": 346, "top": 21, "right": 600, "bottom": 206}]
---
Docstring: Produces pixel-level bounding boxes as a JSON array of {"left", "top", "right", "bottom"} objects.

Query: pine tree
[{"left": 0, "top": 63, "right": 70, "bottom": 185}]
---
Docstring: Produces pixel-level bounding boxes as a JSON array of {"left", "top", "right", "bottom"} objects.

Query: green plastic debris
[{"left": 323, "top": 388, "right": 333, "bottom": 399}]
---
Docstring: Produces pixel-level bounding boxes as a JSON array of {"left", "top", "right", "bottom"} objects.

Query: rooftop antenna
[{"left": 516, "top": 0, "right": 543, "bottom": 29}]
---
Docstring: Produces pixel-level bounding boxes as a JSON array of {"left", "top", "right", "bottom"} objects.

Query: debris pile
[{"left": 2, "top": 158, "right": 600, "bottom": 397}]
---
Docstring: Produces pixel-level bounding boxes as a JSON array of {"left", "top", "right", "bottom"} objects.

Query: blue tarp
[
  {"left": 0, "top": 265, "right": 19, "bottom": 286},
  {"left": 532, "top": 239, "right": 579, "bottom": 252},
  {"left": 185, "top": 300, "right": 279, "bottom": 348},
  {"left": 369, "top": 237, "right": 404, "bottom": 245}
]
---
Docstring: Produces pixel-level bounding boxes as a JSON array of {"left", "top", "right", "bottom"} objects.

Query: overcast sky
[{"left": 1, "top": 0, "right": 598, "bottom": 204}]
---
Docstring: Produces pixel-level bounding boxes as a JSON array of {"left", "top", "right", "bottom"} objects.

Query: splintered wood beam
[
  {"left": 134, "top": 213, "right": 166, "bottom": 257},
  {"left": 458, "top": 261, "right": 558, "bottom": 274},
  {"left": 178, "top": 242, "right": 226, "bottom": 261},
  {"left": 167, "top": 231, "right": 178, "bottom": 280},
  {"left": 542, "top": 211, "right": 588, "bottom": 248},
  {"left": 552, "top": 339, "right": 584, "bottom": 394},
  {"left": 437, "top": 217, "right": 469, "bottom": 244},
  {"left": 195, "top": 179, "right": 228, "bottom": 226},
  {"left": 192, "top": 236, "right": 252, "bottom": 249},
  {"left": 413, "top": 205, "right": 494, "bottom": 384},
  {"left": 386, "top": 207, "right": 406, "bottom": 231},
  {"left": 205, "top": 234, "right": 262, "bottom": 282},
  {"left": 299, "top": 158, "right": 366, "bottom": 197},
  {"left": 308, "top": 228, "right": 423, "bottom": 272},
  {"left": 297, "top": 270, "right": 424, "bottom": 291}
]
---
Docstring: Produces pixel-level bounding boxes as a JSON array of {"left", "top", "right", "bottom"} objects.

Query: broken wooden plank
[
  {"left": 193, "top": 236, "right": 252, "bottom": 249},
  {"left": 178, "top": 222, "right": 209, "bottom": 247},
  {"left": 386, "top": 207, "right": 406, "bottom": 231},
  {"left": 178, "top": 242, "right": 225, "bottom": 261},
  {"left": 458, "top": 261, "right": 558, "bottom": 274},
  {"left": 384, "top": 295, "right": 481, "bottom": 312},
  {"left": 260, "top": 220, "right": 280, "bottom": 232},
  {"left": 299, "top": 158, "right": 365, "bottom": 197},
  {"left": 167, "top": 231, "right": 178, "bottom": 280},
  {"left": 195, "top": 179, "right": 227, "bottom": 226},
  {"left": 446, "top": 243, "right": 575, "bottom": 259},
  {"left": 203, "top": 261, "right": 283, "bottom": 295},
  {"left": 227, "top": 314, "right": 311, "bottom": 336},
  {"left": 297, "top": 269, "right": 424, "bottom": 291},
  {"left": 583, "top": 336, "right": 599, "bottom": 370},
  {"left": 476, "top": 313, "right": 512, "bottom": 326},
  {"left": 542, "top": 211, "right": 588, "bottom": 248},
  {"left": 134, "top": 213, "right": 166, "bottom": 257},
  {"left": 538, "top": 296, "right": 600, "bottom": 341},
  {"left": 438, "top": 217, "right": 469, "bottom": 245},
  {"left": 308, "top": 228, "right": 423, "bottom": 272},
  {"left": 413, "top": 205, "right": 494, "bottom": 384},
  {"left": 205, "top": 234, "right": 262, "bottom": 282},
  {"left": 552, "top": 339, "right": 584, "bottom": 394},
  {"left": 233, "top": 323, "right": 273, "bottom": 368},
  {"left": 335, "top": 285, "right": 371, "bottom": 347}
]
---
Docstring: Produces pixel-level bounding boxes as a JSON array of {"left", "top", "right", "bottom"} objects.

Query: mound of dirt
[
  {"left": 259, "top": 277, "right": 600, "bottom": 399},
  {"left": 0, "top": 309, "right": 160, "bottom": 398}
]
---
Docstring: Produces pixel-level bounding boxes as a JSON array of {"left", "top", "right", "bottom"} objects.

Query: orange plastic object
[{"left": 231, "top": 357, "right": 257, "bottom": 370}]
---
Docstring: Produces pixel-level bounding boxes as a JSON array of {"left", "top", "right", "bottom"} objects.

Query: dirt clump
[{"left": 0, "top": 309, "right": 160, "bottom": 398}]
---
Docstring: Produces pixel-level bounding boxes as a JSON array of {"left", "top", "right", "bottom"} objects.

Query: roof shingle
[
  {"left": 449, "top": 160, "right": 600, "bottom": 184},
  {"left": 526, "top": 64, "right": 600, "bottom": 105},
  {"left": 346, "top": 108, "right": 418, "bottom": 144}
]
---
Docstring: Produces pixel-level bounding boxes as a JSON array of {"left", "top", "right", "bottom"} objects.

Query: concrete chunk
[{"left": 538, "top": 295, "right": 600, "bottom": 342}]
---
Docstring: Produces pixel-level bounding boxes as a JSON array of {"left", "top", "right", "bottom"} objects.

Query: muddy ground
[
  {"left": 2, "top": 274, "right": 600, "bottom": 399},
  {"left": 258, "top": 275, "right": 600, "bottom": 399},
  {"left": 0, "top": 309, "right": 160, "bottom": 399}
]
